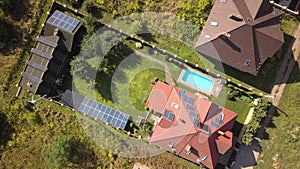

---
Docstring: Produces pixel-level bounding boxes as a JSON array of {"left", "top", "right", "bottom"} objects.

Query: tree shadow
[
  {"left": 1, "top": 0, "right": 30, "bottom": 21},
  {"left": 232, "top": 122, "right": 243, "bottom": 138},
  {"left": 0, "top": 112, "right": 15, "bottom": 147},
  {"left": 69, "top": 140, "right": 97, "bottom": 167},
  {"left": 0, "top": 18, "right": 23, "bottom": 54},
  {"left": 137, "top": 32, "right": 158, "bottom": 44},
  {"left": 286, "top": 60, "right": 300, "bottom": 84},
  {"left": 272, "top": 106, "right": 289, "bottom": 118}
]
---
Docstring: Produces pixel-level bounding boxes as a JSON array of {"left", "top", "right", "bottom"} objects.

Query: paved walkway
[{"left": 133, "top": 50, "right": 175, "bottom": 85}]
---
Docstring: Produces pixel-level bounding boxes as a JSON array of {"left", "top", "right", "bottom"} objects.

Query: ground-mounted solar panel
[
  {"left": 76, "top": 97, "right": 130, "bottom": 130},
  {"left": 47, "top": 10, "right": 81, "bottom": 33}
]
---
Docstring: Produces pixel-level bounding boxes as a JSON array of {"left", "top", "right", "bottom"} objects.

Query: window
[
  {"left": 198, "top": 122, "right": 210, "bottom": 134},
  {"left": 171, "top": 102, "right": 180, "bottom": 109},
  {"left": 169, "top": 141, "right": 175, "bottom": 148},
  {"left": 244, "top": 59, "right": 251, "bottom": 66},
  {"left": 210, "top": 21, "right": 218, "bottom": 27},
  {"left": 204, "top": 35, "right": 211, "bottom": 39}
]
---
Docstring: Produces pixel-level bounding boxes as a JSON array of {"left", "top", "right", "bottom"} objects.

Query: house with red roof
[{"left": 146, "top": 82, "right": 237, "bottom": 169}]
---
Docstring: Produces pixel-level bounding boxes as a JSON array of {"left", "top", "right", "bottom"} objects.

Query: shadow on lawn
[{"left": 0, "top": 112, "right": 15, "bottom": 147}]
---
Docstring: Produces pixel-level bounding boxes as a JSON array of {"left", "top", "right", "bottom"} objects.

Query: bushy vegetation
[{"left": 242, "top": 99, "right": 270, "bottom": 145}]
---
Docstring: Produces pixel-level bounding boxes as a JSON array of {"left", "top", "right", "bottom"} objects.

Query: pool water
[{"left": 182, "top": 70, "right": 214, "bottom": 92}]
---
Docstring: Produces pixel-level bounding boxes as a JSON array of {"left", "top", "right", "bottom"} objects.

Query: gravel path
[{"left": 133, "top": 50, "right": 175, "bottom": 85}]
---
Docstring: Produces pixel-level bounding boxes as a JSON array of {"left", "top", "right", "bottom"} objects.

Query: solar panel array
[
  {"left": 47, "top": 11, "right": 80, "bottom": 33},
  {"left": 189, "top": 111, "right": 197, "bottom": 117},
  {"left": 78, "top": 97, "right": 130, "bottom": 130},
  {"left": 193, "top": 118, "right": 199, "bottom": 126},
  {"left": 164, "top": 109, "right": 175, "bottom": 121},
  {"left": 186, "top": 104, "right": 195, "bottom": 111}
]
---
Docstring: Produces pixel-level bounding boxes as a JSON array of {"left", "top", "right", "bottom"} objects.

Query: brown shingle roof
[{"left": 195, "top": 0, "right": 284, "bottom": 75}]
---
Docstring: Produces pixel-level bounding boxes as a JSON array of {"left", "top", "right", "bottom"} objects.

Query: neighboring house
[
  {"left": 146, "top": 82, "right": 237, "bottom": 169},
  {"left": 195, "top": 0, "right": 284, "bottom": 75},
  {"left": 19, "top": 11, "right": 81, "bottom": 95}
]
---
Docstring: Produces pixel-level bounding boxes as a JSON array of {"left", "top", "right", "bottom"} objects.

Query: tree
[
  {"left": 44, "top": 136, "right": 74, "bottom": 168},
  {"left": 242, "top": 132, "right": 253, "bottom": 145}
]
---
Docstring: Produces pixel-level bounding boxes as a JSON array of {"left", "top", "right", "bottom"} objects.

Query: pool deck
[{"left": 177, "top": 68, "right": 224, "bottom": 97}]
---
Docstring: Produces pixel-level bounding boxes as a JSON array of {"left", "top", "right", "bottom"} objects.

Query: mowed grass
[
  {"left": 212, "top": 87, "right": 251, "bottom": 124},
  {"left": 129, "top": 68, "right": 166, "bottom": 111},
  {"left": 256, "top": 61, "right": 300, "bottom": 168},
  {"left": 226, "top": 99, "right": 250, "bottom": 124}
]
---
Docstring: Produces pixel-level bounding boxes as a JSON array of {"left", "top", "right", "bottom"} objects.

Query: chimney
[
  {"left": 53, "top": 28, "right": 59, "bottom": 36},
  {"left": 222, "top": 32, "right": 231, "bottom": 38}
]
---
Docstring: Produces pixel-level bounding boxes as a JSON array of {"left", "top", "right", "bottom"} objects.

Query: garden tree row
[
  {"left": 62, "top": 0, "right": 211, "bottom": 30},
  {"left": 242, "top": 98, "right": 270, "bottom": 145}
]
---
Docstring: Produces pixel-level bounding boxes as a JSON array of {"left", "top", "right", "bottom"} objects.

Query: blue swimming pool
[{"left": 181, "top": 70, "right": 214, "bottom": 92}]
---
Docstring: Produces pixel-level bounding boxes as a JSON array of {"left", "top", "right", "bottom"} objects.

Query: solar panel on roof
[
  {"left": 47, "top": 10, "right": 80, "bottom": 33},
  {"left": 164, "top": 109, "right": 175, "bottom": 121},
  {"left": 183, "top": 95, "right": 188, "bottom": 102},
  {"left": 211, "top": 121, "right": 219, "bottom": 128},
  {"left": 193, "top": 118, "right": 199, "bottom": 126},
  {"left": 76, "top": 97, "right": 130, "bottom": 130},
  {"left": 188, "top": 97, "right": 194, "bottom": 104},
  {"left": 186, "top": 104, "right": 195, "bottom": 111},
  {"left": 178, "top": 89, "right": 184, "bottom": 96},
  {"left": 215, "top": 118, "right": 223, "bottom": 125},
  {"left": 189, "top": 111, "right": 197, "bottom": 117}
]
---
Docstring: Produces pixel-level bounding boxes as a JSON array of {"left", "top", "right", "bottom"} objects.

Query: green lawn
[
  {"left": 211, "top": 87, "right": 251, "bottom": 124},
  {"left": 129, "top": 68, "right": 166, "bottom": 111},
  {"left": 256, "top": 61, "right": 300, "bottom": 169},
  {"left": 226, "top": 99, "right": 250, "bottom": 124},
  {"left": 139, "top": 34, "right": 210, "bottom": 69}
]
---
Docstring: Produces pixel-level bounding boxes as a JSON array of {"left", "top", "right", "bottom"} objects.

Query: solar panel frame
[
  {"left": 47, "top": 10, "right": 80, "bottom": 33},
  {"left": 189, "top": 111, "right": 197, "bottom": 117},
  {"left": 193, "top": 118, "right": 199, "bottom": 126},
  {"left": 186, "top": 104, "right": 195, "bottom": 111},
  {"left": 182, "top": 94, "right": 188, "bottom": 102},
  {"left": 188, "top": 97, "right": 194, "bottom": 105},
  {"left": 211, "top": 121, "right": 219, "bottom": 128},
  {"left": 75, "top": 97, "right": 130, "bottom": 130}
]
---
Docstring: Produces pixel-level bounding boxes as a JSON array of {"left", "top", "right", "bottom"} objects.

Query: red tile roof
[{"left": 147, "top": 82, "right": 237, "bottom": 169}]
